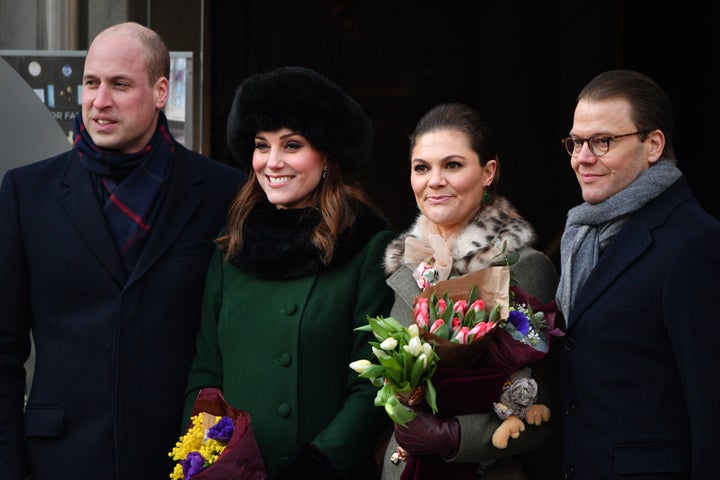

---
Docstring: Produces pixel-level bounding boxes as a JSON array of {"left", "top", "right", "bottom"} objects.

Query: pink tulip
[
  {"left": 430, "top": 319, "right": 445, "bottom": 334},
  {"left": 451, "top": 317, "right": 461, "bottom": 332},
  {"left": 469, "top": 321, "right": 495, "bottom": 342},
  {"left": 414, "top": 297, "right": 429, "bottom": 316},
  {"left": 413, "top": 298, "right": 430, "bottom": 329},
  {"left": 453, "top": 300, "right": 468, "bottom": 316},
  {"left": 453, "top": 326, "right": 470, "bottom": 344},
  {"left": 437, "top": 299, "right": 447, "bottom": 315},
  {"left": 469, "top": 299, "right": 485, "bottom": 313},
  {"left": 415, "top": 310, "right": 429, "bottom": 329}
]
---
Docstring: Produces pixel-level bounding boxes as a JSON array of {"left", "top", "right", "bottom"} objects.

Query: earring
[
  {"left": 482, "top": 184, "right": 490, "bottom": 203},
  {"left": 322, "top": 166, "right": 328, "bottom": 179}
]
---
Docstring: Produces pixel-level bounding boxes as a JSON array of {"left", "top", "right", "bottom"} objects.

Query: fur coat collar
[
  {"left": 383, "top": 196, "right": 536, "bottom": 276},
  {"left": 231, "top": 201, "right": 389, "bottom": 280}
]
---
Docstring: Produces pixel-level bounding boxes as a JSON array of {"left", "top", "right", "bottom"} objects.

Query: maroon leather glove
[{"left": 394, "top": 408, "right": 461, "bottom": 458}]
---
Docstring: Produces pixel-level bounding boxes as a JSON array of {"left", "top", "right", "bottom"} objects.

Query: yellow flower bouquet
[{"left": 168, "top": 388, "right": 266, "bottom": 480}]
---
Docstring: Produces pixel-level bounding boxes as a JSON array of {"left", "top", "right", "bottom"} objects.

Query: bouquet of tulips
[
  {"left": 412, "top": 266, "right": 555, "bottom": 372},
  {"left": 350, "top": 316, "right": 440, "bottom": 427},
  {"left": 353, "top": 258, "right": 561, "bottom": 480},
  {"left": 351, "top": 266, "right": 559, "bottom": 426}
]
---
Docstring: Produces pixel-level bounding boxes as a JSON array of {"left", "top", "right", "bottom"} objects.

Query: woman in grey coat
[{"left": 380, "top": 103, "right": 560, "bottom": 480}]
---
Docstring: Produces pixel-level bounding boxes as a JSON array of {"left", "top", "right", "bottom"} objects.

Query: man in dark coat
[
  {"left": 0, "top": 22, "right": 245, "bottom": 479},
  {"left": 556, "top": 69, "right": 720, "bottom": 479}
]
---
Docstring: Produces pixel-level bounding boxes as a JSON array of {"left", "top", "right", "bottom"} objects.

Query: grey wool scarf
[{"left": 556, "top": 158, "right": 682, "bottom": 323}]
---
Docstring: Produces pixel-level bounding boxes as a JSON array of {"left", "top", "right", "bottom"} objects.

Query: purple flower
[
  {"left": 207, "top": 416, "right": 234, "bottom": 442},
  {"left": 181, "top": 451, "right": 206, "bottom": 479},
  {"left": 508, "top": 310, "right": 530, "bottom": 336}
]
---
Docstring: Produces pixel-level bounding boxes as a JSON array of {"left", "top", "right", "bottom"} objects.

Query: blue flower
[
  {"left": 508, "top": 310, "right": 530, "bottom": 336},
  {"left": 181, "top": 451, "right": 206, "bottom": 479},
  {"left": 207, "top": 415, "right": 234, "bottom": 442}
]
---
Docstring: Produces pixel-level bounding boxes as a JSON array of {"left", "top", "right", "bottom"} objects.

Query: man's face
[
  {"left": 81, "top": 32, "right": 168, "bottom": 153},
  {"left": 568, "top": 98, "right": 657, "bottom": 204}
]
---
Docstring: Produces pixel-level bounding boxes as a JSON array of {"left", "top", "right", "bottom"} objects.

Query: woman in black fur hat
[{"left": 182, "top": 66, "right": 394, "bottom": 479}]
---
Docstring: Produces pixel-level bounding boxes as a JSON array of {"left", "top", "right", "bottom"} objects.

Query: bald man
[{"left": 0, "top": 22, "right": 246, "bottom": 479}]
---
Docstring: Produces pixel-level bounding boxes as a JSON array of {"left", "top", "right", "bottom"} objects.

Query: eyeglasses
[{"left": 562, "top": 130, "right": 650, "bottom": 157}]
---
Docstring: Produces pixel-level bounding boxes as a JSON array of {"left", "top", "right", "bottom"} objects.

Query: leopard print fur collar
[{"left": 383, "top": 196, "right": 536, "bottom": 276}]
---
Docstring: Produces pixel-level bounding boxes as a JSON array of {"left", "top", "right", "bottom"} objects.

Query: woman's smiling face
[
  {"left": 252, "top": 128, "right": 326, "bottom": 209},
  {"left": 410, "top": 129, "right": 496, "bottom": 237}
]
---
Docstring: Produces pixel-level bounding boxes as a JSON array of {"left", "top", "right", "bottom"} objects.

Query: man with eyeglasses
[{"left": 556, "top": 69, "right": 720, "bottom": 479}]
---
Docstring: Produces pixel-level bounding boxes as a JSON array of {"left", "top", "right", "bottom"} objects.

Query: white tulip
[
  {"left": 408, "top": 324, "right": 420, "bottom": 338},
  {"left": 403, "top": 336, "right": 422, "bottom": 357},
  {"left": 380, "top": 337, "right": 398, "bottom": 351},
  {"left": 349, "top": 359, "right": 372, "bottom": 374},
  {"left": 417, "top": 353, "right": 428, "bottom": 369}
]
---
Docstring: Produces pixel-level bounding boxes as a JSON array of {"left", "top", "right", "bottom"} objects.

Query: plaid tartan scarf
[{"left": 74, "top": 111, "right": 173, "bottom": 273}]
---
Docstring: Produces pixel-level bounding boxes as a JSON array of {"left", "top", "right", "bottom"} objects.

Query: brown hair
[
  {"left": 218, "top": 160, "right": 381, "bottom": 264},
  {"left": 578, "top": 69, "right": 675, "bottom": 161}
]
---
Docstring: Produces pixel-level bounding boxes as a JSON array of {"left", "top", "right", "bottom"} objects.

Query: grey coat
[{"left": 380, "top": 198, "right": 560, "bottom": 480}]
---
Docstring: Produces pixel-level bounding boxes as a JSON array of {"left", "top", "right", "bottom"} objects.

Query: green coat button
[
  {"left": 281, "top": 303, "right": 297, "bottom": 315},
  {"left": 278, "top": 403, "right": 292, "bottom": 417},
  {"left": 279, "top": 353, "right": 292, "bottom": 367}
]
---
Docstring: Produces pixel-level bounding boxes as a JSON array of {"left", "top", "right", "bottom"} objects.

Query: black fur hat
[{"left": 226, "top": 66, "right": 373, "bottom": 172}]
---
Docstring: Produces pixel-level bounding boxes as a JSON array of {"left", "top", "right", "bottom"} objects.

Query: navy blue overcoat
[
  {"left": 560, "top": 178, "right": 720, "bottom": 479},
  {"left": 0, "top": 144, "right": 245, "bottom": 479}
]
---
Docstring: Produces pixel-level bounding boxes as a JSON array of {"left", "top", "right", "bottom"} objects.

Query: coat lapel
[
  {"left": 126, "top": 154, "right": 202, "bottom": 287},
  {"left": 567, "top": 223, "right": 652, "bottom": 328},
  {"left": 60, "top": 151, "right": 128, "bottom": 287}
]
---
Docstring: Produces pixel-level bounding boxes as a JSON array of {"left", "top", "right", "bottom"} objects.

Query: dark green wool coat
[{"left": 183, "top": 207, "right": 394, "bottom": 477}]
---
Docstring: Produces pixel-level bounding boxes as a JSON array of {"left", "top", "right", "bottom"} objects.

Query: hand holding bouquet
[{"left": 351, "top": 266, "right": 562, "bottom": 479}]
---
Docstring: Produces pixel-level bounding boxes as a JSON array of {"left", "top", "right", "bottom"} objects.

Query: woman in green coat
[{"left": 182, "top": 66, "right": 394, "bottom": 479}]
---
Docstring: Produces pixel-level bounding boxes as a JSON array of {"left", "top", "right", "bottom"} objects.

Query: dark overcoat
[
  {"left": 560, "top": 178, "right": 720, "bottom": 479},
  {"left": 0, "top": 144, "right": 245, "bottom": 479}
]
